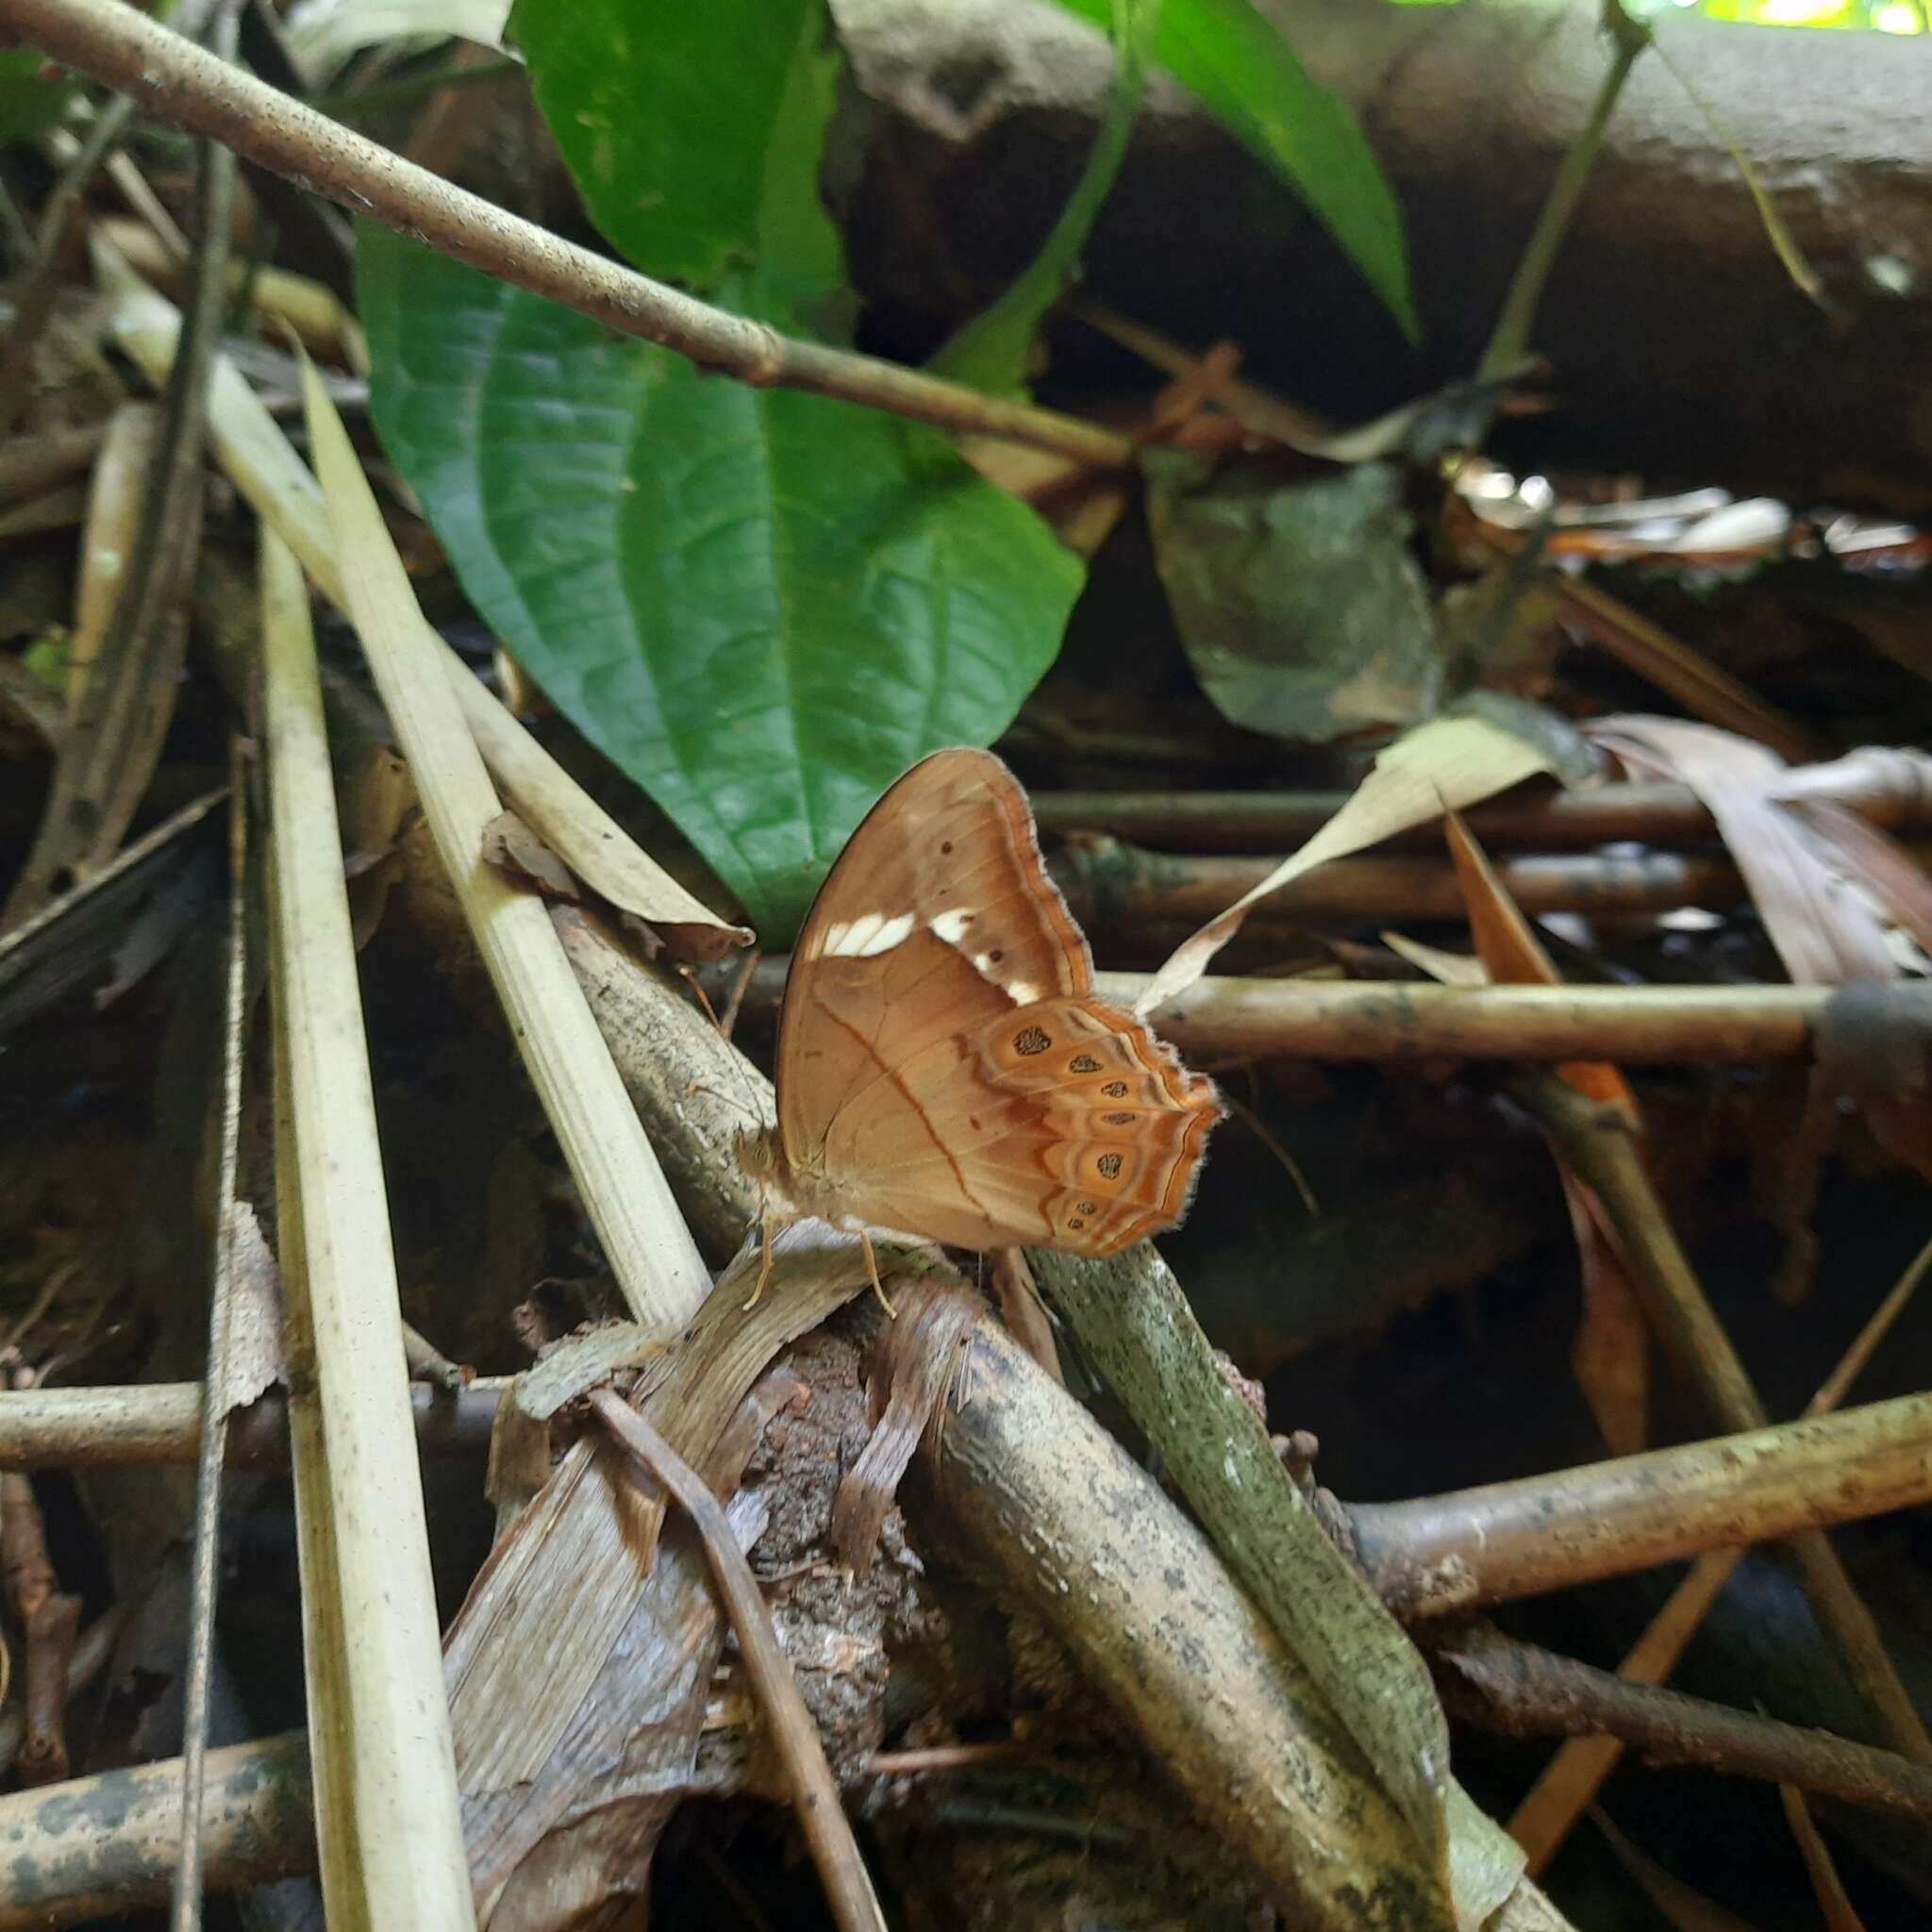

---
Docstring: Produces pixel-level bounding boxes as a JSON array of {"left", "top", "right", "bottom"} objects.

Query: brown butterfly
[{"left": 741, "top": 748, "right": 1221, "bottom": 1302}]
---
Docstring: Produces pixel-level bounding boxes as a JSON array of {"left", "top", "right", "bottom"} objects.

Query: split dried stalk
[
  {"left": 260, "top": 524, "right": 474, "bottom": 1929},
  {"left": 0, "top": 1457, "right": 79, "bottom": 1785},
  {"left": 590, "top": 1389, "right": 888, "bottom": 1932},
  {"left": 97, "top": 252, "right": 748, "bottom": 963},
  {"left": 1, "top": 0, "right": 1132, "bottom": 469},
  {"left": 66, "top": 402, "right": 160, "bottom": 708},
  {"left": 1523, "top": 1076, "right": 1932, "bottom": 1762},
  {"left": 301, "top": 358, "right": 710, "bottom": 1328}
]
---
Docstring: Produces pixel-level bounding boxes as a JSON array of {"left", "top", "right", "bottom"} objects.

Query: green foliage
[
  {"left": 365, "top": 0, "right": 1082, "bottom": 939},
  {"left": 1049, "top": 0, "right": 1418, "bottom": 341},
  {"left": 0, "top": 47, "right": 75, "bottom": 142},
  {"left": 359, "top": 236, "right": 1079, "bottom": 939},
  {"left": 931, "top": 0, "right": 1160, "bottom": 396}
]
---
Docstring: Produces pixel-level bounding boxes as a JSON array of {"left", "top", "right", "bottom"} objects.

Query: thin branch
[
  {"left": 0, "top": 0, "right": 1134, "bottom": 470},
  {"left": 1050, "top": 841, "right": 1850, "bottom": 931},
  {"left": 589, "top": 1388, "right": 889, "bottom": 1932},
  {"left": 1436, "top": 1624, "right": 1932, "bottom": 1824},
  {"left": 1029, "top": 761, "right": 1932, "bottom": 853}
]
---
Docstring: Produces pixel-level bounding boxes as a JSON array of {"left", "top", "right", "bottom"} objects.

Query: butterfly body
[{"left": 748, "top": 750, "right": 1220, "bottom": 1262}]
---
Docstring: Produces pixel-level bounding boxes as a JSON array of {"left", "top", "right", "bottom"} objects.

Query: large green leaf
[
  {"left": 0, "top": 47, "right": 75, "bottom": 142},
  {"left": 508, "top": 0, "right": 844, "bottom": 313},
  {"left": 1049, "top": 0, "right": 1417, "bottom": 341},
  {"left": 359, "top": 231, "right": 1081, "bottom": 939}
]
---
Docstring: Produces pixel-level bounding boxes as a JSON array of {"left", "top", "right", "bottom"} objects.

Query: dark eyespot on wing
[
  {"left": 1014, "top": 1025, "right": 1050, "bottom": 1056},
  {"left": 1097, "top": 1152, "right": 1123, "bottom": 1180},
  {"left": 1102, "top": 1110, "right": 1136, "bottom": 1125},
  {"left": 1076, "top": 1199, "right": 1098, "bottom": 1215},
  {"left": 1102, "top": 1080, "right": 1128, "bottom": 1098},
  {"left": 1069, "top": 1054, "right": 1102, "bottom": 1074}
]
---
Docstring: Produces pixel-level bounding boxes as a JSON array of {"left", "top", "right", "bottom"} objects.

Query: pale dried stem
[{"left": 260, "top": 524, "right": 475, "bottom": 1929}]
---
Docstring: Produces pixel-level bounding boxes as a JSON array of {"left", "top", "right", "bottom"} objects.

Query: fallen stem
[
  {"left": 0, "top": 0, "right": 1132, "bottom": 469},
  {"left": 1436, "top": 1624, "right": 1932, "bottom": 1824},
  {"left": 589, "top": 1387, "right": 889, "bottom": 1932}
]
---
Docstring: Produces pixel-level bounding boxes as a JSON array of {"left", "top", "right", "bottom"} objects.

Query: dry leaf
[
  {"left": 1138, "top": 710, "right": 1554, "bottom": 1013},
  {"left": 1439, "top": 813, "right": 1650, "bottom": 1453},
  {"left": 481, "top": 810, "right": 579, "bottom": 904}
]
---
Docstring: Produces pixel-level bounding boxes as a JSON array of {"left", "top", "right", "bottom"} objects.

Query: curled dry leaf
[{"left": 1137, "top": 708, "right": 1555, "bottom": 1013}]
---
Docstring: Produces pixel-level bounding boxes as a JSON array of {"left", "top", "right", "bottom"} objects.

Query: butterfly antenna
[
  {"left": 677, "top": 959, "right": 769, "bottom": 1131},
  {"left": 1218, "top": 1083, "right": 1321, "bottom": 1219}
]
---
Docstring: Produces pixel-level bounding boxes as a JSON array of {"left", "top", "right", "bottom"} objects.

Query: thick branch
[{"left": 0, "top": 0, "right": 1130, "bottom": 469}]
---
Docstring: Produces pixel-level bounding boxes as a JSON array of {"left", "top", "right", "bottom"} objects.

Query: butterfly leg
[
  {"left": 859, "top": 1228, "right": 897, "bottom": 1319},
  {"left": 741, "top": 1207, "right": 775, "bottom": 1312}
]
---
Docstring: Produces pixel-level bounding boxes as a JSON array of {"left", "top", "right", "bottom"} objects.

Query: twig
[
  {"left": 4, "top": 0, "right": 236, "bottom": 924},
  {"left": 1029, "top": 762, "right": 1932, "bottom": 853},
  {"left": 737, "top": 958, "right": 1932, "bottom": 1066},
  {"left": 173, "top": 723, "right": 250, "bottom": 1932},
  {"left": 1507, "top": 1230, "right": 1932, "bottom": 1874},
  {"left": 0, "top": 1452, "right": 82, "bottom": 1785},
  {"left": 589, "top": 1387, "right": 889, "bottom": 1932},
  {"left": 1050, "top": 841, "right": 1847, "bottom": 931},
  {"left": 1435, "top": 1624, "right": 1932, "bottom": 1824},
  {"left": 0, "top": 1606, "right": 123, "bottom": 1775},
  {"left": 0, "top": 0, "right": 1133, "bottom": 470},
  {"left": 1520, "top": 1077, "right": 1932, "bottom": 1761}
]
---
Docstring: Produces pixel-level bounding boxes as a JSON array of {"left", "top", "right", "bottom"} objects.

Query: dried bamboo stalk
[
  {"left": 299, "top": 358, "right": 710, "bottom": 1329},
  {"left": 260, "top": 524, "right": 474, "bottom": 1929}
]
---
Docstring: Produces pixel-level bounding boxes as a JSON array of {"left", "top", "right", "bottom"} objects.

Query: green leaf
[
  {"left": 1047, "top": 0, "right": 1418, "bottom": 342},
  {"left": 0, "top": 47, "right": 75, "bottom": 142},
  {"left": 508, "top": 0, "right": 845, "bottom": 313},
  {"left": 359, "top": 229, "right": 1082, "bottom": 939},
  {"left": 931, "top": 0, "right": 1161, "bottom": 396}
]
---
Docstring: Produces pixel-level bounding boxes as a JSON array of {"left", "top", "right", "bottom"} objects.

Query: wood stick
[
  {"left": 1030, "top": 761, "right": 1932, "bottom": 854},
  {"left": 1435, "top": 1624, "right": 1932, "bottom": 1824},
  {"left": 1051, "top": 842, "right": 1906, "bottom": 929},
  {"left": 1352, "top": 1389, "right": 1932, "bottom": 1619},
  {"left": 735, "top": 958, "right": 1931, "bottom": 1065},
  {"left": 0, "top": 1732, "right": 313, "bottom": 1929}
]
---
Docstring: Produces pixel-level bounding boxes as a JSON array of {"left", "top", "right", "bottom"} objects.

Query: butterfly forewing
[{"left": 771, "top": 749, "right": 1220, "bottom": 1256}]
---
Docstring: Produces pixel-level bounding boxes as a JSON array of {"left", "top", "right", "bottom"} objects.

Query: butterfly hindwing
[{"left": 768, "top": 748, "right": 1221, "bottom": 1257}]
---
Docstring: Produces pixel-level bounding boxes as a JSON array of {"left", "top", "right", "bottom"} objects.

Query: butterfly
[{"left": 740, "top": 748, "right": 1222, "bottom": 1304}]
